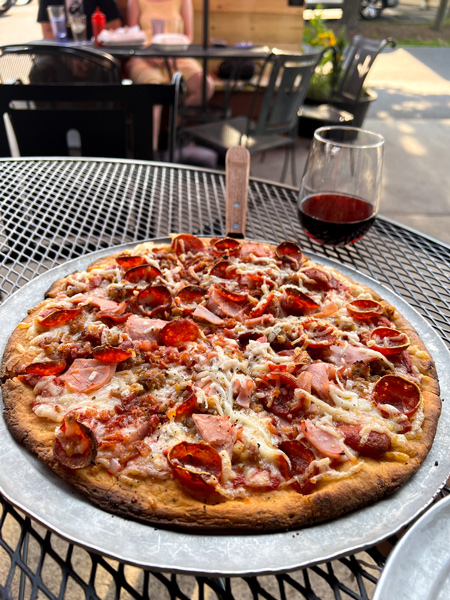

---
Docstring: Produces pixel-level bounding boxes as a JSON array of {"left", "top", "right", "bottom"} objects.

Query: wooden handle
[{"left": 225, "top": 146, "right": 250, "bottom": 238}]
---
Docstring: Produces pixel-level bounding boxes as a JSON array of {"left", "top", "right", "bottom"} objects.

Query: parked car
[{"left": 305, "top": 0, "right": 399, "bottom": 20}]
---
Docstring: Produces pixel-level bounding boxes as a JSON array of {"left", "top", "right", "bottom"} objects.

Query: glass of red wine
[{"left": 298, "top": 126, "right": 385, "bottom": 247}]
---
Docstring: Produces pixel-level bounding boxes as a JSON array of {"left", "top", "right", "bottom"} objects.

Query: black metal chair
[
  {"left": 0, "top": 43, "right": 184, "bottom": 161},
  {"left": 0, "top": 75, "right": 184, "bottom": 161},
  {"left": 0, "top": 43, "right": 122, "bottom": 84},
  {"left": 299, "top": 36, "right": 396, "bottom": 133},
  {"left": 182, "top": 49, "right": 326, "bottom": 186}
]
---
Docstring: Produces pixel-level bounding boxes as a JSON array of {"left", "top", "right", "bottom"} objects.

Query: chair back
[
  {"left": 0, "top": 74, "right": 184, "bottom": 161},
  {"left": 249, "top": 50, "right": 325, "bottom": 138},
  {"left": 0, "top": 43, "right": 122, "bottom": 84},
  {"left": 333, "top": 35, "right": 396, "bottom": 104}
]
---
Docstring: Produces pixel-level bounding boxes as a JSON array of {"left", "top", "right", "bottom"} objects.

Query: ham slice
[
  {"left": 124, "top": 315, "right": 166, "bottom": 341},
  {"left": 192, "top": 414, "right": 237, "bottom": 455},
  {"left": 72, "top": 295, "right": 126, "bottom": 315},
  {"left": 60, "top": 359, "right": 116, "bottom": 393},
  {"left": 312, "top": 301, "right": 339, "bottom": 319},
  {"left": 303, "top": 362, "right": 332, "bottom": 400},
  {"left": 192, "top": 304, "right": 224, "bottom": 325},
  {"left": 301, "top": 419, "right": 346, "bottom": 460},
  {"left": 232, "top": 376, "right": 255, "bottom": 408},
  {"left": 207, "top": 286, "right": 244, "bottom": 319},
  {"left": 239, "top": 243, "right": 274, "bottom": 258},
  {"left": 325, "top": 344, "right": 381, "bottom": 366}
]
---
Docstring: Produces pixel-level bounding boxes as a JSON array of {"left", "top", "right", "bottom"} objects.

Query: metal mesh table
[{"left": 0, "top": 158, "right": 448, "bottom": 600}]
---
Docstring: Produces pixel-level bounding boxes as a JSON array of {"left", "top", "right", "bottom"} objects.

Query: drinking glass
[
  {"left": 47, "top": 5, "right": 67, "bottom": 42},
  {"left": 70, "top": 14, "right": 87, "bottom": 43},
  {"left": 298, "top": 126, "right": 384, "bottom": 247}
]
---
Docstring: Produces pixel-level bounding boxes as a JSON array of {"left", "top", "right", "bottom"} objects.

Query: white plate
[
  {"left": 151, "top": 33, "right": 189, "bottom": 52},
  {"left": 373, "top": 494, "right": 450, "bottom": 600},
  {"left": 0, "top": 242, "right": 449, "bottom": 576}
]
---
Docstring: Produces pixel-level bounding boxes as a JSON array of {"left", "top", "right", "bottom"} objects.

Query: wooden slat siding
[{"left": 192, "top": 0, "right": 304, "bottom": 49}]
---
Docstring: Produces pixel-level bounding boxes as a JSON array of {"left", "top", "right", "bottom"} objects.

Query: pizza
[{"left": 1, "top": 235, "right": 441, "bottom": 531}]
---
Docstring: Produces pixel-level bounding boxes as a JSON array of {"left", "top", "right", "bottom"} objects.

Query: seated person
[
  {"left": 37, "top": 0, "right": 122, "bottom": 40},
  {"left": 126, "top": 0, "right": 215, "bottom": 149}
]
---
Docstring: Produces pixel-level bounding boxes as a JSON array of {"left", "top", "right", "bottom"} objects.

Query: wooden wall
[{"left": 192, "top": 0, "right": 304, "bottom": 51}]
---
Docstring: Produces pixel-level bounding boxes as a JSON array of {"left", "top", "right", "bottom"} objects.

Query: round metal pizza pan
[
  {"left": 0, "top": 239, "right": 449, "bottom": 577},
  {"left": 373, "top": 494, "right": 450, "bottom": 600}
]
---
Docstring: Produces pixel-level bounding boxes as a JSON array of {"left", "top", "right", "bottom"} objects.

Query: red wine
[{"left": 299, "top": 193, "right": 376, "bottom": 246}]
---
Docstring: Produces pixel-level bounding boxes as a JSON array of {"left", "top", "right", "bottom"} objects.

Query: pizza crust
[{"left": 0, "top": 238, "right": 442, "bottom": 532}]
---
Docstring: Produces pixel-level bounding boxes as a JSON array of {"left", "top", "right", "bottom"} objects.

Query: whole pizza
[{"left": 1, "top": 235, "right": 441, "bottom": 531}]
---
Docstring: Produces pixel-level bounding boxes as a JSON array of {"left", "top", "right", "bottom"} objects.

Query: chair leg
[
  {"left": 290, "top": 141, "right": 297, "bottom": 188},
  {"left": 280, "top": 147, "right": 288, "bottom": 183}
]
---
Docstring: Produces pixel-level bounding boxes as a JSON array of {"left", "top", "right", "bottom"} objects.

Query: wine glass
[{"left": 298, "top": 126, "right": 385, "bottom": 247}]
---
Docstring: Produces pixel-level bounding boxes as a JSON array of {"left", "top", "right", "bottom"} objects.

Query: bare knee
[{"left": 185, "top": 72, "right": 215, "bottom": 105}]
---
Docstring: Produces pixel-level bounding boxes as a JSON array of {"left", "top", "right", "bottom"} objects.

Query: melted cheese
[{"left": 22, "top": 240, "right": 433, "bottom": 501}]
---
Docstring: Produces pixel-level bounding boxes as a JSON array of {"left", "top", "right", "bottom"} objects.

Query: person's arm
[
  {"left": 106, "top": 18, "right": 122, "bottom": 29},
  {"left": 41, "top": 22, "right": 54, "bottom": 39},
  {"left": 180, "top": 0, "right": 194, "bottom": 42},
  {"left": 127, "top": 0, "right": 139, "bottom": 27}
]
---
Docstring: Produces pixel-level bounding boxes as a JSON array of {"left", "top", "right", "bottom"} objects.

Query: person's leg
[
  {"left": 185, "top": 71, "right": 215, "bottom": 106},
  {"left": 126, "top": 58, "right": 167, "bottom": 151}
]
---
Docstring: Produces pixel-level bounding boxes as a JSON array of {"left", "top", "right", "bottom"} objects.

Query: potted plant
[{"left": 301, "top": 9, "right": 378, "bottom": 130}]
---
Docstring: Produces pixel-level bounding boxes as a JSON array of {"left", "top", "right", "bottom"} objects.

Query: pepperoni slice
[
  {"left": 256, "top": 372, "right": 303, "bottom": 419},
  {"left": 136, "top": 285, "right": 172, "bottom": 317},
  {"left": 215, "top": 284, "right": 248, "bottom": 304},
  {"left": 209, "top": 260, "right": 238, "bottom": 280},
  {"left": 276, "top": 241, "right": 303, "bottom": 264},
  {"left": 346, "top": 299, "right": 384, "bottom": 320},
  {"left": 24, "top": 359, "right": 67, "bottom": 376},
  {"left": 281, "top": 287, "right": 319, "bottom": 316},
  {"left": 115, "top": 255, "right": 147, "bottom": 269},
  {"left": 93, "top": 345, "right": 133, "bottom": 363},
  {"left": 160, "top": 318, "right": 199, "bottom": 346},
  {"left": 167, "top": 441, "right": 222, "bottom": 497},
  {"left": 237, "top": 330, "right": 266, "bottom": 349},
  {"left": 249, "top": 292, "right": 275, "bottom": 318},
  {"left": 279, "top": 440, "right": 315, "bottom": 493},
  {"left": 53, "top": 412, "right": 97, "bottom": 469},
  {"left": 301, "top": 267, "right": 332, "bottom": 291},
  {"left": 171, "top": 387, "right": 198, "bottom": 420},
  {"left": 301, "top": 318, "right": 337, "bottom": 348},
  {"left": 124, "top": 264, "right": 161, "bottom": 284},
  {"left": 301, "top": 419, "right": 346, "bottom": 460},
  {"left": 336, "top": 423, "right": 391, "bottom": 457},
  {"left": 372, "top": 375, "right": 421, "bottom": 416},
  {"left": 37, "top": 307, "right": 82, "bottom": 328},
  {"left": 212, "top": 237, "right": 241, "bottom": 256},
  {"left": 241, "top": 272, "right": 276, "bottom": 292},
  {"left": 368, "top": 327, "right": 410, "bottom": 355},
  {"left": 171, "top": 234, "right": 205, "bottom": 255},
  {"left": 175, "top": 286, "right": 208, "bottom": 313}
]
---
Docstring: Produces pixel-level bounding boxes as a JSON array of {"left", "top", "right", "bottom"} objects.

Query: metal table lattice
[{"left": 0, "top": 158, "right": 448, "bottom": 600}]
